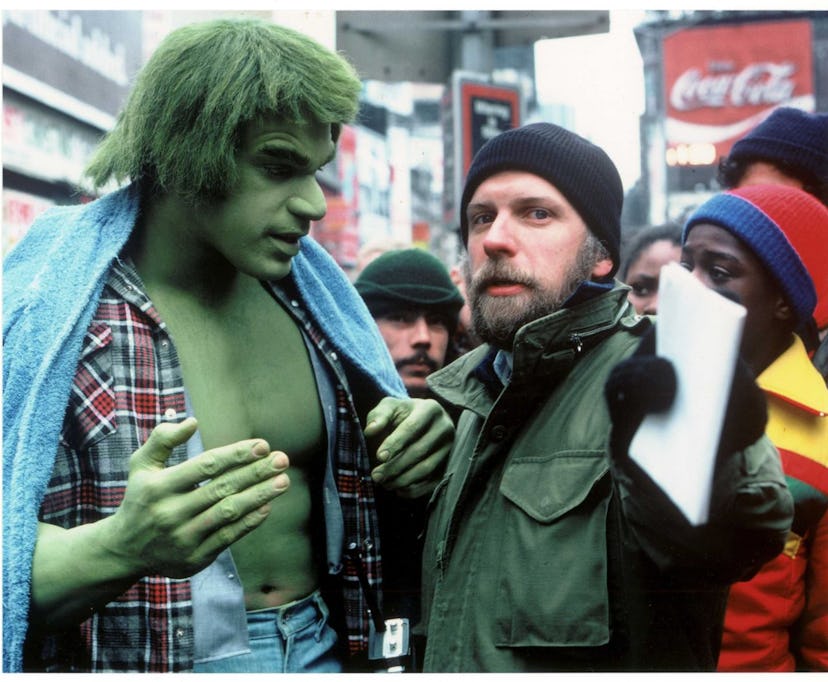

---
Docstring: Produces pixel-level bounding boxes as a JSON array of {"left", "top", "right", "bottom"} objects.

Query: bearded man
[{"left": 416, "top": 122, "right": 794, "bottom": 672}]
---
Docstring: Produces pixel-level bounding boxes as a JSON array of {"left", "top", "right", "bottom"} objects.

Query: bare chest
[{"left": 155, "top": 286, "right": 324, "bottom": 469}]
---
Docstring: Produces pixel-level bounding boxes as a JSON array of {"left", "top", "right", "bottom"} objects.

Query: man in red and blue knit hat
[
  {"left": 417, "top": 122, "right": 794, "bottom": 672},
  {"left": 683, "top": 184, "right": 828, "bottom": 672}
]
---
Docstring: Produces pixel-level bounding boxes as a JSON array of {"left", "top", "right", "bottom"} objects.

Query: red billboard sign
[{"left": 663, "top": 20, "right": 814, "bottom": 162}]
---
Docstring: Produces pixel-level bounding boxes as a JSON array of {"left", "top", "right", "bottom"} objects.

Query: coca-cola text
[{"left": 670, "top": 62, "right": 796, "bottom": 111}]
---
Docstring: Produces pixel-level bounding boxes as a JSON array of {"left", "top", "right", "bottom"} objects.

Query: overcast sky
[{"left": 534, "top": 10, "right": 648, "bottom": 191}]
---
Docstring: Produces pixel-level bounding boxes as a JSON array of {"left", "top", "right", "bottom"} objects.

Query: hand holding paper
[{"left": 628, "top": 262, "right": 747, "bottom": 525}]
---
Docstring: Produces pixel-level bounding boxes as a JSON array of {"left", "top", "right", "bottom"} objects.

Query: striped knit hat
[
  {"left": 684, "top": 184, "right": 828, "bottom": 328},
  {"left": 459, "top": 122, "right": 624, "bottom": 277}
]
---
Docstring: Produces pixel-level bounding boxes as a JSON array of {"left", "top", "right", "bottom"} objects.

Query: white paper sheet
[{"left": 629, "top": 262, "right": 746, "bottom": 525}]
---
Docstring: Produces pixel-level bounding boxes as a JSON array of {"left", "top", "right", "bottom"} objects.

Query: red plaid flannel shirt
[{"left": 30, "top": 259, "right": 381, "bottom": 671}]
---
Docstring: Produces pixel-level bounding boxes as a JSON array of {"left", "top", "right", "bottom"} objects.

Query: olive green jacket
[{"left": 420, "top": 285, "right": 793, "bottom": 672}]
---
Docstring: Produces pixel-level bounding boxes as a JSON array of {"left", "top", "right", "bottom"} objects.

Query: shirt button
[
  {"left": 290, "top": 299, "right": 299, "bottom": 307},
  {"left": 160, "top": 340, "right": 169, "bottom": 350},
  {"left": 490, "top": 425, "right": 507, "bottom": 442},
  {"left": 175, "top": 628, "right": 185, "bottom": 639},
  {"left": 227, "top": 572, "right": 235, "bottom": 581},
  {"left": 164, "top": 408, "right": 177, "bottom": 420},
  {"left": 330, "top": 351, "right": 338, "bottom": 362}
]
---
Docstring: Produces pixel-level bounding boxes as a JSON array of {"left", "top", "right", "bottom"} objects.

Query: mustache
[
  {"left": 395, "top": 351, "right": 439, "bottom": 372},
  {"left": 468, "top": 262, "right": 537, "bottom": 298}
]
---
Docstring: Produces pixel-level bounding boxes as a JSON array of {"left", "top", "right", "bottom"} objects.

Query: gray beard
[{"left": 466, "top": 242, "right": 602, "bottom": 350}]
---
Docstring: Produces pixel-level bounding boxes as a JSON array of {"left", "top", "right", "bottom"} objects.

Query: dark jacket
[{"left": 419, "top": 285, "right": 793, "bottom": 672}]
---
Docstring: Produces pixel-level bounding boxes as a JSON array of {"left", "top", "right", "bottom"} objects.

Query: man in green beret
[
  {"left": 354, "top": 247, "right": 463, "bottom": 666},
  {"left": 355, "top": 248, "right": 465, "bottom": 399}
]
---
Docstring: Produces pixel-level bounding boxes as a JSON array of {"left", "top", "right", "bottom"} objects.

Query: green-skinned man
[{"left": 3, "top": 18, "right": 453, "bottom": 673}]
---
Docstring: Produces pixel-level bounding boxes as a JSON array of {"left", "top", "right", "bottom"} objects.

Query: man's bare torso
[{"left": 147, "top": 273, "right": 325, "bottom": 609}]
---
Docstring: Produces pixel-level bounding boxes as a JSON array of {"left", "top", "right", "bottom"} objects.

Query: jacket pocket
[
  {"left": 495, "top": 450, "right": 612, "bottom": 648},
  {"left": 60, "top": 322, "right": 117, "bottom": 451}
]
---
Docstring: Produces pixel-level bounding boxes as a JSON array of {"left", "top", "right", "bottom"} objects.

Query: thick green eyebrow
[{"left": 259, "top": 144, "right": 336, "bottom": 171}]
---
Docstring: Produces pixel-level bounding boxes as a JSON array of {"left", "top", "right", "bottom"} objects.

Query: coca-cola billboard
[{"left": 664, "top": 20, "right": 814, "bottom": 161}]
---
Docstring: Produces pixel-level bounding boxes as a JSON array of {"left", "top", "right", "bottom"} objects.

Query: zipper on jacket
[{"left": 570, "top": 333, "right": 584, "bottom": 355}]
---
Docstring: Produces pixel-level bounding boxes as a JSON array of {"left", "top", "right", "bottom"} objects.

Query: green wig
[{"left": 84, "top": 17, "right": 362, "bottom": 202}]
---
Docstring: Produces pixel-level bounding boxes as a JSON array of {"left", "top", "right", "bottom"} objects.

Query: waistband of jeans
[{"left": 246, "top": 589, "right": 323, "bottom": 616}]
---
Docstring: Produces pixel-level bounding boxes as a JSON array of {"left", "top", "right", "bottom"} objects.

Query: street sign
[{"left": 443, "top": 72, "right": 522, "bottom": 229}]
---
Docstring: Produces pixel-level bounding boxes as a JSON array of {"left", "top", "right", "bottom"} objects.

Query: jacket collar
[
  {"left": 508, "top": 284, "right": 633, "bottom": 386},
  {"left": 759, "top": 334, "right": 828, "bottom": 416},
  {"left": 428, "top": 284, "right": 635, "bottom": 409}
]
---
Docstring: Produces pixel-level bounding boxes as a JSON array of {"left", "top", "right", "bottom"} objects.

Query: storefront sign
[
  {"left": 3, "top": 10, "right": 142, "bottom": 122},
  {"left": 3, "top": 93, "right": 102, "bottom": 185},
  {"left": 457, "top": 76, "right": 522, "bottom": 178},
  {"left": 3, "top": 189, "right": 55, "bottom": 255}
]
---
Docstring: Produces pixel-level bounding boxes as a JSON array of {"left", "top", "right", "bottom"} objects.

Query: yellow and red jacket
[{"left": 718, "top": 334, "right": 828, "bottom": 672}]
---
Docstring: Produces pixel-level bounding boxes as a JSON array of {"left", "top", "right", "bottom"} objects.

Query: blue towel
[{"left": 2, "top": 184, "right": 405, "bottom": 672}]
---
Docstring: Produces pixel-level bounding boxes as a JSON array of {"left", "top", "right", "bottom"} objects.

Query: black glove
[
  {"left": 604, "top": 325, "right": 676, "bottom": 458},
  {"left": 604, "top": 325, "right": 768, "bottom": 459}
]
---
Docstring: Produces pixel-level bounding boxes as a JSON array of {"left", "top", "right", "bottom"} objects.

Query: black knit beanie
[
  {"left": 727, "top": 107, "right": 828, "bottom": 182},
  {"left": 354, "top": 248, "right": 464, "bottom": 329},
  {"left": 459, "top": 122, "right": 624, "bottom": 277}
]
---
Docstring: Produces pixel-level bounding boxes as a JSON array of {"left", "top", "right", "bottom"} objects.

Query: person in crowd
[
  {"left": 620, "top": 223, "right": 682, "bottom": 315},
  {"left": 681, "top": 184, "right": 828, "bottom": 672},
  {"left": 2, "top": 18, "right": 454, "bottom": 673},
  {"left": 718, "top": 106, "right": 828, "bottom": 382},
  {"left": 717, "top": 106, "right": 828, "bottom": 206},
  {"left": 355, "top": 248, "right": 464, "bottom": 400},
  {"left": 417, "top": 122, "right": 793, "bottom": 672}
]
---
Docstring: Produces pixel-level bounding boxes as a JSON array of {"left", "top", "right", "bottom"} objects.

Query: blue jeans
[{"left": 192, "top": 590, "right": 342, "bottom": 673}]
